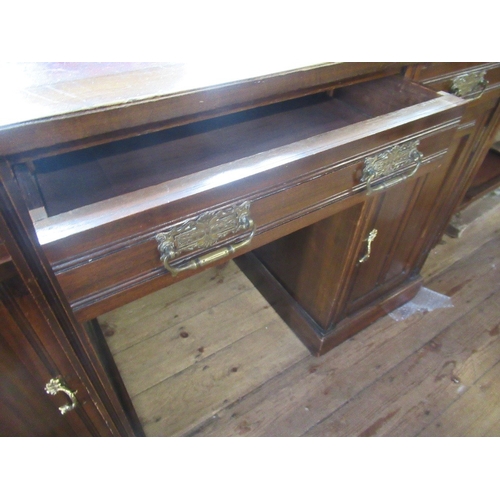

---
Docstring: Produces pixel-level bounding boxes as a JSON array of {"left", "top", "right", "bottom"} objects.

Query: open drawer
[{"left": 17, "top": 75, "right": 465, "bottom": 321}]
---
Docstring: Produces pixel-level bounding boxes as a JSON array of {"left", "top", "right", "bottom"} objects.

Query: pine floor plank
[
  {"left": 134, "top": 317, "right": 308, "bottom": 436},
  {"left": 303, "top": 288, "right": 500, "bottom": 437},
  {"left": 422, "top": 191, "right": 500, "bottom": 281},
  {"left": 419, "top": 360, "right": 500, "bottom": 436},
  {"left": 102, "top": 262, "right": 250, "bottom": 353},
  {"left": 112, "top": 287, "right": 289, "bottom": 398}
]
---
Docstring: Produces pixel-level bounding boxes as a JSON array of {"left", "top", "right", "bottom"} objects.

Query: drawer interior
[{"left": 24, "top": 76, "right": 437, "bottom": 218}]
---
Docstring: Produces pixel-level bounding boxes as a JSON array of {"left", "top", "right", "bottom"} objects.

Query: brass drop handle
[
  {"left": 365, "top": 159, "right": 421, "bottom": 193},
  {"left": 45, "top": 377, "right": 78, "bottom": 415},
  {"left": 160, "top": 219, "right": 255, "bottom": 276},
  {"left": 362, "top": 141, "right": 423, "bottom": 194},
  {"left": 450, "top": 71, "right": 488, "bottom": 99},
  {"left": 156, "top": 202, "right": 255, "bottom": 277},
  {"left": 359, "top": 229, "right": 378, "bottom": 263}
]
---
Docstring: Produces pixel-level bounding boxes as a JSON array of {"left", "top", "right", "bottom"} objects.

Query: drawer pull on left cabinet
[
  {"left": 359, "top": 229, "right": 378, "bottom": 263},
  {"left": 362, "top": 140, "right": 423, "bottom": 194},
  {"left": 156, "top": 202, "right": 255, "bottom": 277},
  {"left": 45, "top": 377, "right": 78, "bottom": 415}
]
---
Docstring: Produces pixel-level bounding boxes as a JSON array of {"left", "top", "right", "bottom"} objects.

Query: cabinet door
[
  {"left": 343, "top": 140, "right": 469, "bottom": 316},
  {"left": 0, "top": 166, "right": 135, "bottom": 436},
  {"left": 343, "top": 175, "right": 422, "bottom": 315},
  {"left": 242, "top": 123, "right": 469, "bottom": 356},
  {"left": 0, "top": 275, "right": 90, "bottom": 436}
]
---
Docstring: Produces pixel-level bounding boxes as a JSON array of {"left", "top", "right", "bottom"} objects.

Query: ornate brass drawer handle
[
  {"left": 45, "top": 377, "right": 78, "bottom": 415},
  {"left": 359, "top": 229, "right": 378, "bottom": 263},
  {"left": 361, "top": 140, "right": 423, "bottom": 194},
  {"left": 156, "top": 202, "right": 255, "bottom": 276},
  {"left": 450, "top": 71, "right": 488, "bottom": 99}
]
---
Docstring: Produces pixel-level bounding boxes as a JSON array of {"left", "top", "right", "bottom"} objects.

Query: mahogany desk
[{"left": 1, "top": 62, "right": 499, "bottom": 436}]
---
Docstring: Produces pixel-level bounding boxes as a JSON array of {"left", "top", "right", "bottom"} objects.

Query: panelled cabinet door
[
  {"left": 0, "top": 282, "right": 90, "bottom": 436},
  {"left": 343, "top": 176, "right": 422, "bottom": 315},
  {"left": 343, "top": 134, "right": 470, "bottom": 316},
  {"left": 0, "top": 250, "right": 121, "bottom": 436},
  {"left": 242, "top": 114, "right": 468, "bottom": 356},
  {"left": 0, "top": 202, "right": 129, "bottom": 436}
]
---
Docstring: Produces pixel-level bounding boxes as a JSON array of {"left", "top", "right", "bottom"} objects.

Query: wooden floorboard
[
  {"left": 100, "top": 191, "right": 500, "bottom": 437},
  {"left": 419, "top": 360, "right": 500, "bottom": 436},
  {"left": 304, "top": 286, "right": 500, "bottom": 437}
]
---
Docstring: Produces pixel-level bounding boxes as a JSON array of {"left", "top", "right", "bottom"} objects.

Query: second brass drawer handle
[
  {"left": 450, "top": 71, "right": 488, "bottom": 99},
  {"left": 362, "top": 140, "right": 423, "bottom": 194},
  {"left": 156, "top": 202, "right": 255, "bottom": 277}
]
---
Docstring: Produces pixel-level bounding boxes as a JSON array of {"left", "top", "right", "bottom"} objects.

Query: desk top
[
  {"left": 0, "top": 62, "right": 403, "bottom": 157},
  {"left": 1, "top": 62, "right": 329, "bottom": 127}
]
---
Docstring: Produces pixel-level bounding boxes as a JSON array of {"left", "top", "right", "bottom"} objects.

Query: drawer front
[
  {"left": 414, "top": 63, "right": 500, "bottom": 99},
  {"left": 33, "top": 79, "right": 464, "bottom": 321}
]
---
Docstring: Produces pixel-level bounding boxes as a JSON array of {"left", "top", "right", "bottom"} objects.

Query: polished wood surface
[{"left": 1, "top": 61, "right": 333, "bottom": 126}]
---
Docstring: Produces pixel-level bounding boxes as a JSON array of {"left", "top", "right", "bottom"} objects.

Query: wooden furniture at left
[{"left": 0, "top": 181, "right": 138, "bottom": 435}]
